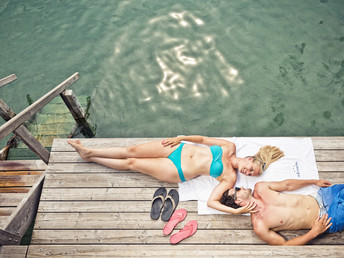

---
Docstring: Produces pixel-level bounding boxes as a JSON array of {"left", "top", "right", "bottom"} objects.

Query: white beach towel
[{"left": 178, "top": 137, "right": 319, "bottom": 215}]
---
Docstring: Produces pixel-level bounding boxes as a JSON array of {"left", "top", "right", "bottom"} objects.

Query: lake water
[{"left": 1, "top": 0, "right": 343, "bottom": 147}]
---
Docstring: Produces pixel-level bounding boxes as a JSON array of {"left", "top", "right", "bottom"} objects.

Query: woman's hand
[
  {"left": 315, "top": 180, "right": 332, "bottom": 187},
  {"left": 236, "top": 202, "right": 258, "bottom": 214},
  {"left": 162, "top": 137, "right": 181, "bottom": 147}
]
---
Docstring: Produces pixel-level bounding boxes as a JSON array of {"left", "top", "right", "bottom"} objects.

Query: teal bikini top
[{"left": 209, "top": 145, "right": 223, "bottom": 178}]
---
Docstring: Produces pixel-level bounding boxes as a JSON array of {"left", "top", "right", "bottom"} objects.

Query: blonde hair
[{"left": 252, "top": 145, "right": 284, "bottom": 175}]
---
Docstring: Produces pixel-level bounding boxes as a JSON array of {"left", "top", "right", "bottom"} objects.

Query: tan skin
[
  {"left": 68, "top": 135, "right": 261, "bottom": 215},
  {"left": 228, "top": 179, "right": 333, "bottom": 245}
]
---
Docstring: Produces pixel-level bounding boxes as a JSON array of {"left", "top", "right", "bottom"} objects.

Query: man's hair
[{"left": 219, "top": 189, "right": 241, "bottom": 209}]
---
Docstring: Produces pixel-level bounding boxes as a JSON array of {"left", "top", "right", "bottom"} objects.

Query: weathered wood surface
[
  {"left": 0, "top": 74, "right": 17, "bottom": 88},
  {"left": 0, "top": 229, "right": 21, "bottom": 245},
  {"left": 0, "top": 72, "right": 79, "bottom": 141},
  {"left": 0, "top": 160, "right": 47, "bottom": 171},
  {"left": 60, "top": 89, "right": 95, "bottom": 137},
  {"left": 0, "top": 160, "right": 46, "bottom": 246},
  {"left": 0, "top": 245, "right": 28, "bottom": 258},
  {"left": 0, "top": 99, "right": 50, "bottom": 163},
  {"left": 29, "top": 137, "right": 344, "bottom": 257},
  {"left": 4, "top": 174, "right": 45, "bottom": 238},
  {"left": 27, "top": 245, "right": 344, "bottom": 257}
]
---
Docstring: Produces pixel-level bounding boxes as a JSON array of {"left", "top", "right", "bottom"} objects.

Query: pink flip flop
[
  {"left": 170, "top": 220, "right": 198, "bottom": 244},
  {"left": 163, "top": 208, "right": 187, "bottom": 236}
]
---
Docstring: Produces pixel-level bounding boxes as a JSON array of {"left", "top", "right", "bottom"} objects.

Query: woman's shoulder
[
  {"left": 220, "top": 171, "right": 237, "bottom": 185},
  {"left": 220, "top": 141, "right": 236, "bottom": 153}
]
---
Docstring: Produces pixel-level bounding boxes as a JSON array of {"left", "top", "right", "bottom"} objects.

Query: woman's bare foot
[{"left": 67, "top": 139, "right": 91, "bottom": 160}]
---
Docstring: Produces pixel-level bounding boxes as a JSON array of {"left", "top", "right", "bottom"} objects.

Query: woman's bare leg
[
  {"left": 88, "top": 156, "right": 180, "bottom": 183},
  {"left": 68, "top": 139, "right": 178, "bottom": 160}
]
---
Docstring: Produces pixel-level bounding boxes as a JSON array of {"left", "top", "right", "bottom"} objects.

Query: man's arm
[
  {"left": 254, "top": 215, "right": 332, "bottom": 245},
  {"left": 257, "top": 179, "right": 331, "bottom": 192}
]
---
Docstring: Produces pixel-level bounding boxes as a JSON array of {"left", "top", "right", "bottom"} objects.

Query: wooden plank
[
  {"left": 0, "top": 229, "right": 21, "bottom": 245},
  {"left": 0, "top": 74, "right": 17, "bottom": 88},
  {"left": 45, "top": 162, "right": 118, "bottom": 173},
  {"left": 0, "top": 245, "right": 28, "bottom": 258},
  {"left": 0, "top": 193, "right": 27, "bottom": 206},
  {"left": 40, "top": 171, "right": 344, "bottom": 191},
  {"left": 314, "top": 150, "right": 344, "bottom": 161},
  {"left": 0, "top": 208, "right": 15, "bottom": 216},
  {"left": 0, "top": 175, "right": 42, "bottom": 187},
  {"left": 0, "top": 100, "right": 50, "bottom": 163},
  {"left": 311, "top": 137, "right": 344, "bottom": 149},
  {"left": 0, "top": 171, "right": 43, "bottom": 176},
  {"left": 318, "top": 172, "right": 344, "bottom": 184},
  {"left": 42, "top": 171, "right": 344, "bottom": 188},
  {"left": 34, "top": 212, "right": 250, "bottom": 229},
  {"left": 4, "top": 174, "right": 45, "bottom": 236},
  {"left": 0, "top": 160, "right": 47, "bottom": 171},
  {"left": 0, "top": 218, "right": 8, "bottom": 228},
  {"left": 317, "top": 162, "right": 344, "bottom": 172},
  {"left": 37, "top": 201, "right": 196, "bottom": 213},
  {"left": 37, "top": 171, "right": 344, "bottom": 201},
  {"left": 40, "top": 187, "right": 175, "bottom": 201},
  {"left": 0, "top": 187, "right": 30, "bottom": 193},
  {"left": 26, "top": 245, "right": 344, "bottom": 257},
  {"left": 0, "top": 72, "right": 79, "bottom": 141},
  {"left": 60, "top": 89, "right": 95, "bottom": 137},
  {"left": 30, "top": 229, "right": 344, "bottom": 245},
  {"left": 43, "top": 173, "right": 178, "bottom": 188}
]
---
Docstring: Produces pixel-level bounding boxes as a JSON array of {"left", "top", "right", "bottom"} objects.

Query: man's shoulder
[
  {"left": 254, "top": 181, "right": 270, "bottom": 192},
  {"left": 251, "top": 214, "right": 269, "bottom": 234}
]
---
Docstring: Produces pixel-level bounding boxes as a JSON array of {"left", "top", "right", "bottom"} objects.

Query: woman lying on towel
[{"left": 68, "top": 135, "right": 284, "bottom": 215}]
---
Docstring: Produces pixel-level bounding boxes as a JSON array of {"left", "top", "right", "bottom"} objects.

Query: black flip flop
[
  {"left": 161, "top": 189, "right": 179, "bottom": 222},
  {"left": 150, "top": 187, "right": 167, "bottom": 220}
]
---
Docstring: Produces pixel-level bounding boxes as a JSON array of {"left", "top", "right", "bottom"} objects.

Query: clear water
[{"left": 1, "top": 0, "right": 344, "bottom": 146}]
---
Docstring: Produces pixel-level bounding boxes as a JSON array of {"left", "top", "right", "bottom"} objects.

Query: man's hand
[
  {"left": 315, "top": 180, "right": 332, "bottom": 187},
  {"left": 310, "top": 214, "right": 332, "bottom": 236}
]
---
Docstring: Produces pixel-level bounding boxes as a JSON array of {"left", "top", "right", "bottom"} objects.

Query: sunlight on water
[
  {"left": 0, "top": 0, "right": 343, "bottom": 143},
  {"left": 147, "top": 10, "right": 243, "bottom": 104}
]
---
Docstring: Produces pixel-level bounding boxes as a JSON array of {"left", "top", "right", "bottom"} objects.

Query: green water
[{"left": 1, "top": 0, "right": 344, "bottom": 147}]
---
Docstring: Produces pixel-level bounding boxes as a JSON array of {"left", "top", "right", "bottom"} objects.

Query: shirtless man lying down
[{"left": 220, "top": 179, "right": 344, "bottom": 245}]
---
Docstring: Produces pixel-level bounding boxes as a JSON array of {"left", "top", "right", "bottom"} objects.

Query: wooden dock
[
  {"left": 0, "top": 160, "right": 46, "bottom": 238},
  {"left": 3, "top": 137, "right": 344, "bottom": 257}
]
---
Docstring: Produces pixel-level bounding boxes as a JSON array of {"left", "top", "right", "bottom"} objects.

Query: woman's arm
[
  {"left": 162, "top": 135, "right": 233, "bottom": 147},
  {"left": 207, "top": 178, "right": 257, "bottom": 215}
]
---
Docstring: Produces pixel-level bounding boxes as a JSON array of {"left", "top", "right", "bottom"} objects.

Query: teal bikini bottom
[{"left": 168, "top": 143, "right": 224, "bottom": 182}]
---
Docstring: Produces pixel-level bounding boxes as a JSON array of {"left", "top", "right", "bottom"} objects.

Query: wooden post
[
  {"left": 0, "top": 228, "right": 21, "bottom": 245},
  {"left": 60, "top": 89, "right": 95, "bottom": 138},
  {"left": 0, "top": 74, "right": 17, "bottom": 88},
  {"left": 0, "top": 72, "right": 79, "bottom": 141},
  {"left": 4, "top": 174, "right": 45, "bottom": 240},
  {"left": 0, "top": 99, "right": 50, "bottom": 164}
]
